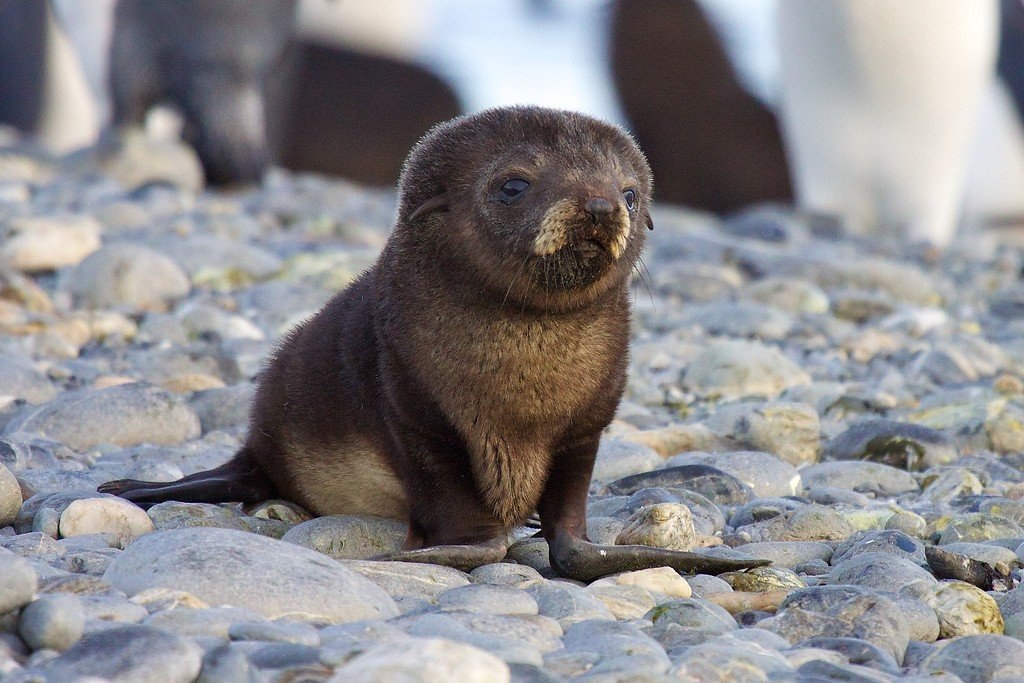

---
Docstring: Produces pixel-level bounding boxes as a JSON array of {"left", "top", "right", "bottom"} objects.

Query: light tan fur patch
[
  {"left": 533, "top": 199, "right": 576, "bottom": 256},
  {"left": 284, "top": 438, "right": 407, "bottom": 519},
  {"left": 608, "top": 215, "right": 630, "bottom": 260}
]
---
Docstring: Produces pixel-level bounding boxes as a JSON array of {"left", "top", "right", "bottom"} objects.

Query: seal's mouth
[{"left": 532, "top": 198, "right": 630, "bottom": 261}]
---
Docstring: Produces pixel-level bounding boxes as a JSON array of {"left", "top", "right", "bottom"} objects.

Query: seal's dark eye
[
  {"left": 623, "top": 189, "right": 637, "bottom": 212},
  {"left": 497, "top": 179, "right": 530, "bottom": 203}
]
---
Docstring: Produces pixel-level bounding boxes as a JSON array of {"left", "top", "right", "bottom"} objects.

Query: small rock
[
  {"left": 705, "top": 400, "right": 821, "bottom": 467},
  {"left": 0, "top": 352, "right": 57, "bottom": 404},
  {"left": 589, "top": 566, "right": 692, "bottom": 598},
  {"left": 919, "top": 634, "right": 1024, "bottom": 680},
  {"left": 666, "top": 450, "right": 801, "bottom": 498},
  {"left": 735, "top": 505, "right": 854, "bottom": 543},
  {"left": 333, "top": 636, "right": 510, "bottom": 683},
  {"left": 58, "top": 497, "right": 154, "bottom": 549},
  {"left": 526, "top": 580, "right": 615, "bottom": 630},
  {"left": 0, "top": 548, "right": 38, "bottom": 614},
  {"left": 920, "top": 580, "right": 1004, "bottom": 637},
  {"left": 682, "top": 340, "right": 811, "bottom": 399},
  {"left": 938, "top": 512, "right": 1024, "bottom": 544},
  {"left": 437, "top": 584, "right": 539, "bottom": 616},
  {"left": 615, "top": 503, "right": 698, "bottom": 550},
  {"left": 827, "top": 552, "right": 937, "bottom": 593},
  {"left": 17, "top": 594, "right": 84, "bottom": 651},
  {"left": 799, "top": 461, "right": 920, "bottom": 496},
  {"left": 281, "top": 514, "right": 405, "bottom": 560},
  {"left": 1, "top": 214, "right": 101, "bottom": 273},
  {"left": 64, "top": 243, "right": 191, "bottom": 312},
  {"left": 823, "top": 419, "right": 957, "bottom": 471},
  {"left": 647, "top": 598, "right": 737, "bottom": 636},
  {"left": 0, "top": 464, "right": 21, "bottom": 527},
  {"left": 103, "top": 527, "right": 398, "bottom": 623},
  {"left": 3, "top": 382, "right": 200, "bottom": 451},
  {"left": 15, "top": 624, "right": 202, "bottom": 682},
  {"left": 342, "top": 560, "right": 471, "bottom": 600},
  {"left": 590, "top": 438, "right": 664, "bottom": 483}
]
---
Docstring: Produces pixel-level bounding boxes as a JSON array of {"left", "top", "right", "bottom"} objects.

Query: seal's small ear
[
  {"left": 643, "top": 209, "right": 654, "bottom": 231},
  {"left": 409, "top": 193, "right": 449, "bottom": 222}
]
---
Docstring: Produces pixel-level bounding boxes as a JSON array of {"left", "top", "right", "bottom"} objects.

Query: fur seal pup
[{"left": 99, "top": 106, "right": 768, "bottom": 581}]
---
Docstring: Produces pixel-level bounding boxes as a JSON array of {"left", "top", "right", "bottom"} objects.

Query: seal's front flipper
[
  {"left": 547, "top": 532, "right": 770, "bottom": 583},
  {"left": 97, "top": 451, "right": 273, "bottom": 509},
  {"left": 372, "top": 537, "right": 509, "bottom": 572}
]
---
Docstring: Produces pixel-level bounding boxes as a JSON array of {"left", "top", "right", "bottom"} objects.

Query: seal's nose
[{"left": 584, "top": 197, "right": 614, "bottom": 223}]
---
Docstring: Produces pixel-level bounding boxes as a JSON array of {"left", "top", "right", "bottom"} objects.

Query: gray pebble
[
  {"left": 646, "top": 598, "right": 736, "bottom": 636},
  {"left": 103, "top": 527, "right": 398, "bottom": 623},
  {"left": 827, "top": 552, "right": 937, "bottom": 593},
  {"left": 331, "top": 636, "right": 511, "bottom": 682},
  {"left": 18, "top": 594, "right": 84, "bottom": 651},
  {"left": 799, "top": 461, "right": 920, "bottom": 496},
  {"left": 0, "top": 464, "right": 21, "bottom": 528},
  {"left": 228, "top": 620, "right": 319, "bottom": 646},
  {"left": 665, "top": 450, "right": 801, "bottom": 498},
  {"left": 469, "top": 562, "right": 544, "bottom": 588},
  {"left": 15, "top": 624, "right": 202, "bottom": 682},
  {"left": 2, "top": 382, "right": 201, "bottom": 451},
  {"left": 145, "top": 606, "right": 265, "bottom": 638},
  {"left": 280, "top": 514, "right": 405, "bottom": 560},
  {"left": 342, "top": 559, "right": 471, "bottom": 601},
  {"left": 823, "top": 419, "right": 957, "bottom": 471},
  {"left": 437, "top": 583, "right": 539, "bottom": 616},
  {"left": 0, "top": 548, "right": 38, "bottom": 615},
  {"left": 526, "top": 580, "right": 615, "bottom": 630},
  {"left": 919, "top": 634, "right": 1024, "bottom": 680},
  {"left": 64, "top": 242, "right": 191, "bottom": 312},
  {"left": 197, "top": 644, "right": 255, "bottom": 683}
]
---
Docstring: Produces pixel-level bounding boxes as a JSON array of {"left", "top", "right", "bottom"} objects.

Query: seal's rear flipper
[
  {"left": 547, "top": 531, "right": 770, "bottom": 583},
  {"left": 97, "top": 450, "right": 274, "bottom": 509},
  {"left": 372, "top": 537, "right": 509, "bottom": 573}
]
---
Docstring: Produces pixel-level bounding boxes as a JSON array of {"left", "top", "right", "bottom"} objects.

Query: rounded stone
[
  {"left": 798, "top": 461, "right": 920, "bottom": 496},
  {"left": 1, "top": 214, "right": 101, "bottom": 273},
  {"left": 17, "top": 594, "right": 85, "bottom": 651},
  {"left": 823, "top": 419, "right": 957, "bottom": 471},
  {"left": 0, "top": 548, "right": 38, "bottom": 615},
  {"left": 919, "top": 634, "right": 1024, "bottom": 680},
  {"left": 938, "top": 512, "right": 1024, "bottom": 545},
  {"left": 59, "top": 497, "right": 154, "bottom": 549},
  {"left": 666, "top": 450, "right": 801, "bottom": 498},
  {"left": 827, "top": 552, "right": 938, "bottom": 593},
  {"left": 0, "top": 464, "right": 21, "bottom": 528},
  {"left": 102, "top": 527, "right": 398, "bottom": 623},
  {"left": 65, "top": 243, "right": 190, "bottom": 312},
  {"left": 437, "top": 583, "right": 539, "bottom": 616},
  {"left": 589, "top": 567, "right": 692, "bottom": 598},
  {"left": 704, "top": 400, "right": 821, "bottom": 467},
  {"left": 3, "top": 382, "right": 201, "bottom": 451},
  {"left": 682, "top": 340, "right": 811, "bottom": 399},
  {"left": 646, "top": 598, "right": 737, "bottom": 635},
  {"left": 14, "top": 624, "right": 202, "bottom": 682},
  {"left": 0, "top": 352, "right": 57, "bottom": 405},
  {"left": 921, "top": 581, "right": 1005, "bottom": 637},
  {"left": 333, "top": 636, "right": 510, "bottom": 683},
  {"left": 280, "top": 514, "right": 405, "bottom": 560},
  {"left": 615, "top": 503, "right": 697, "bottom": 550}
]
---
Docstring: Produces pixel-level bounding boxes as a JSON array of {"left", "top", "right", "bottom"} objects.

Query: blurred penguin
[{"left": 776, "top": 0, "right": 999, "bottom": 246}]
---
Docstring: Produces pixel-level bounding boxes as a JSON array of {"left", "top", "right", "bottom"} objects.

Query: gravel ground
[{"left": 1, "top": 127, "right": 1024, "bottom": 682}]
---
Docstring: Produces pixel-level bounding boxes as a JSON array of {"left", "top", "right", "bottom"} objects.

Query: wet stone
[
  {"left": 823, "top": 419, "right": 957, "bottom": 471},
  {"left": 280, "top": 514, "right": 405, "bottom": 560},
  {"left": 17, "top": 594, "right": 85, "bottom": 652},
  {"left": 830, "top": 530, "right": 926, "bottom": 566},
  {"left": 665, "top": 450, "right": 801, "bottom": 498}
]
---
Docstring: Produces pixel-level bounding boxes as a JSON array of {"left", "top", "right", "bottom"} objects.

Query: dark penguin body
[{"left": 100, "top": 106, "right": 767, "bottom": 580}]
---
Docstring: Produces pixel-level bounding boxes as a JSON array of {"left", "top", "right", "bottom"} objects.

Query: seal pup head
[{"left": 395, "top": 106, "right": 653, "bottom": 312}]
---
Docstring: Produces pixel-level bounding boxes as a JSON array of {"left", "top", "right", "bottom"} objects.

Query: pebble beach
[{"left": 1, "top": 129, "right": 1024, "bottom": 682}]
